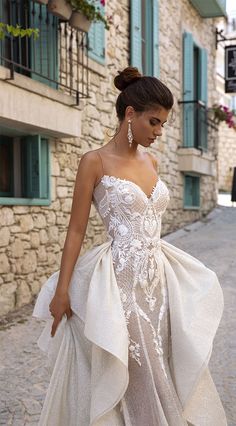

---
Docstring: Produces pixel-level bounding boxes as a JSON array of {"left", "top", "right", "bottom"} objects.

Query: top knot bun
[{"left": 114, "top": 67, "right": 142, "bottom": 91}]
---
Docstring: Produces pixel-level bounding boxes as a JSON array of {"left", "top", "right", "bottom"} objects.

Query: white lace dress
[{"left": 33, "top": 175, "right": 227, "bottom": 426}]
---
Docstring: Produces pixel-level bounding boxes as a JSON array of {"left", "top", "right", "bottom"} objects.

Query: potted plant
[
  {"left": 211, "top": 104, "right": 236, "bottom": 130},
  {"left": 48, "top": 0, "right": 72, "bottom": 20},
  {"left": 0, "top": 23, "right": 39, "bottom": 40},
  {"left": 67, "top": 0, "right": 110, "bottom": 32}
]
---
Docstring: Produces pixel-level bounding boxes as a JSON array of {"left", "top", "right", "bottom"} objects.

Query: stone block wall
[{"left": 218, "top": 123, "right": 236, "bottom": 193}]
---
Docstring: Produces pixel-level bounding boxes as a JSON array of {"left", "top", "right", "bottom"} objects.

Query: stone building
[
  {"left": 216, "top": 4, "right": 236, "bottom": 193},
  {"left": 0, "top": 0, "right": 227, "bottom": 315}
]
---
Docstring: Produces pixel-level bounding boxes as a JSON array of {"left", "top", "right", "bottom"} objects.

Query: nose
[
  {"left": 154, "top": 124, "right": 162, "bottom": 137},
  {"left": 154, "top": 129, "right": 162, "bottom": 137}
]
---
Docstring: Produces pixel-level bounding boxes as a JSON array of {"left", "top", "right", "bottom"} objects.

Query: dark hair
[{"left": 114, "top": 67, "right": 174, "bottom": 121}]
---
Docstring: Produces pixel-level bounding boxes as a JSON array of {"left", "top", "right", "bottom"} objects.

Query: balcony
[
  {"left": 178, "top": 101, "right": 217, "bottom": 176},
  {"left": 188, "top": 0, "right": 227, "bottom": 18},
  {"left": 0, "top": 0, "right": 90, "bottom": 138}
]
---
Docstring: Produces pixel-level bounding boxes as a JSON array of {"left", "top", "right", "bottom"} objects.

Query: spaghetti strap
[{"left": 96, "top": 150, "right": 105, "bottom": 177}]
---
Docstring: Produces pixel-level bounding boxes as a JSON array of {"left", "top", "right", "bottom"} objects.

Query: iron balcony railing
[
  {"left": 0, "top": 0, "right": 89, "bottom": 104},
  {"left": 178, "top": 100, "right": 218, "bottom": 151}
]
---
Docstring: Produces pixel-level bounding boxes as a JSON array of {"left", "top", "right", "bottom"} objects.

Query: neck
[{"left": 111, "top": 124, "right": 138, "bottom": 157}]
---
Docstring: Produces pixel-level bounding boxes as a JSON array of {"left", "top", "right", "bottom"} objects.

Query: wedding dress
[{"left": 33, "top": 173, "right": 227, "bottom": 426}]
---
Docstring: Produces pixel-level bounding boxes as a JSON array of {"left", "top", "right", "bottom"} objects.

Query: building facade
[
  {"left": 216, "top": 2, "right": 236, "bottom": 193},
  {"left": 0, "top": 0, "right": 227, "bottom": 315}
]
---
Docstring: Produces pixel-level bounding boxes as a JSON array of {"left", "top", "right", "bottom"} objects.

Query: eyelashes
[{"left": 150, "top": 120, "right": 165, "bottom": 128}]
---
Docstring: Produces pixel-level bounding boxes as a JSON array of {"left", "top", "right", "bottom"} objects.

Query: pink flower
[{"left": 100, "top": 0, "right": 105, "bottom": 5}]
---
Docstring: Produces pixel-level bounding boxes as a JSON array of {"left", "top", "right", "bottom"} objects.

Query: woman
[{"left": 33, "top": 67, "right": 227, "bottom": 425}]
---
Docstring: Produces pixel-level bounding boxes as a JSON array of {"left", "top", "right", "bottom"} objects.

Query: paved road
[
  {"left": 0, "top": 205, "right": 235, "bottom": 425},
  {"left": 165, "top": 206, "right": 236, "bottom": 426}
]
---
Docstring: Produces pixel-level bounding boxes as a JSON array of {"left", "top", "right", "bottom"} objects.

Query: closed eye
[{"left": 150, "top": 119, "right": 165, "bottom": 128}]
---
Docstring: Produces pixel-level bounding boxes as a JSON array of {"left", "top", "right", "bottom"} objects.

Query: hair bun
[{"left": 114, "top": 67, "right": 142, "bottom": 91}]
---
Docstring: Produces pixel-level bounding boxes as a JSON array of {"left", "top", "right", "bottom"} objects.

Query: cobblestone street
[{"left": 0, "top": 205, "right": 235, "bottom": 425}]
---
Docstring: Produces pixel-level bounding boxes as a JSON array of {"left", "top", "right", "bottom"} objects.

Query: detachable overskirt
[{"left": 33, "top": 239, "right": 227, "bottom": 425}]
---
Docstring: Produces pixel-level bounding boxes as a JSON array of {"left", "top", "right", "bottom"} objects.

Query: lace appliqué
[{"left": 93, "top": 175, "right": 170, "bottom": 371}]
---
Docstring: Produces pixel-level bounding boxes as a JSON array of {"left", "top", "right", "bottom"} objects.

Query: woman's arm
[{"left": 49, "top": 151, "right": 100, "bottom": 336}]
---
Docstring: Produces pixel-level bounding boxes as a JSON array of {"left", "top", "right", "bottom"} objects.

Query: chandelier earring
[{"left": 127, "top": 119, "right": 133, "bottom": 146}]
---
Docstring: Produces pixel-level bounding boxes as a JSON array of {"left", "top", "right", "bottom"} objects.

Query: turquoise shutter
[
  {"left": 183, "top": 32, "right": 194, "bottom": 147},
  {"left": 22, "top": 135, "right": 49, "bottom": 199},
  {"left": 130, "top": 0, "right": 142, "bottom": 71},
  {"left": 30, "top": 3, "right": 58, "bottom": 88},
  {"left": 184, "top": 175, "right": 193, "bottom": 206},
  {"left": 88, "top": 2, "right": 105, "bottom": 64},
  {"left": 184, "top": 175, "right": 200, "bottom": 207},
  {"left": 40, "top": 138, "right": 49, "bottom": 199},
  {"left": 199, "top": 48, "right": 208, "bottom": 105},
  {"left": 199, "top": 48, "right": 208, "bottom": 150},
  {"left": 153, "top": 0, "right": 159, "bottom": 77},
  {"left": 22, "top": 135, "right": 40, "bottom": 198},
  {"left": 145, "top": 0, "right": 153, "bottom": 75},
  {"left": 0, "top": 137, "right": 13, "bottom": 196}
]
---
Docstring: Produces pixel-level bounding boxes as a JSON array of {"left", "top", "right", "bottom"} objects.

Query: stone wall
[
  {"left": 0, "top": 0, "right": 220, "bottom": 315},
  {"left": 218, "top": 123, "right": 236, "bottom": 193}
]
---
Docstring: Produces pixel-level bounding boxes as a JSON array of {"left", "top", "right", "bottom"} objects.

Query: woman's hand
[{"left": 49, "top": 291, "right": 73, "bottom": 337}]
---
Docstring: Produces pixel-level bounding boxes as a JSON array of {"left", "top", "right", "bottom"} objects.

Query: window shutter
[
  {"left": 183, "top": 32, "right": 194, "bottom": 147},
  {"left": 130, "top": 0, "right": 142, "bottom": 71},
  {"left": 22, "top": 135, "right": 40, "bottom": 198},
  {"left": 184, "top": 175, "right": 200, "bottom": 207},
  {"left": 88, "top": 2, "right": 105, "bottom": 64},
  {"left": 0, "top": 137, "right": 13, "bottom": 196},
  {"left": 22, "top": 135, "right": 49, "bottom": 199},
  {"left": 30, "top": 3, "right": 58, "bottom": 88},
  {"left": 199, "top": 48, "right": 208, "bottom": 105},
  {"left": 40, "top": 138, "right": 49, "bottom": 199},
  {"left": 184, "top": 175, "right": 192, "bottom": 206},
  {"left": 199, "top": 48, "right": 208, "bottom": 150},
  {"left": 152, "top": 0, "right": 160, "bottom": 77}
]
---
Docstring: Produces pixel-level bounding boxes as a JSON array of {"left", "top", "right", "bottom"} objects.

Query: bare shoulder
[
  {"left": 78, "top": 148, "right": 107, "bottom": 185},
  {"left": 79, "top": 149, "right": 101, "bottom": 167},
  {"left": 145, "top": 151, "right": 159, "bottom": 169}
]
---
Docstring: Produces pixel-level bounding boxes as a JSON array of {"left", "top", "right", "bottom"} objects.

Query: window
[
  {"left": 231, "top": 96, "right": 236, "bottom": 111},
  {"left": 184, "top": 174, "right": 200, "bottom": 209},
  {"left": 0, "top": 135, "right": 50, "bottom": 205},
  {"left": 183, "top": 32, "right": 208, "bottom": 150},
  {"left": 0, "top": 1, "right": 58, "bottom": 89},
  {"left": 88, "top": 1, "right": 105, "bottom": 64},
  {"left": 130, "top": 0, "right": 159, "bottom": 76}
]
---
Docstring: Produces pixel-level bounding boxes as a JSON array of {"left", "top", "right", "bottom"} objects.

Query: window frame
[
  {"left": 0, "top": 134, "right": 51, "bottom": 206},
  {"left": 130, "top": 0, "right": 159, "bottom": 77},
  {"left": 87, "top": 1, "right": 106, "bottom": 65},
  {"left": 183, "top": 31, "right": 208, "bottom": 151}
]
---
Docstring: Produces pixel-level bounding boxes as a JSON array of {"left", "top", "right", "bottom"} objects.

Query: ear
[{"left": 125, "top": 106, "right": 135, "bottom": 122}]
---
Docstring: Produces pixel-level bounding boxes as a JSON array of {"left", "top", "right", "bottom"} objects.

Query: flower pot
[
  {"left": 48, "top": 0, "right": 72, "bottom": 20},
  {"left": 69, "top": 11, "right": 92, "bottom": 32},
  {"left": 34, "top": 0, "right": 49, "bottom": 5}
]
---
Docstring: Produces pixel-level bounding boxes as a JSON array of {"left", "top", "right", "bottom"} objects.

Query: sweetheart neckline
[{"left": 95, "top": 174, "right": 161, "bottom": 201}]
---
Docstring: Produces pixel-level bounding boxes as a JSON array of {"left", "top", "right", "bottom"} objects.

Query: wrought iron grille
[
  {"left": 0, "top": 0, "right": 89, "bottom": 104},
  {"left": 178, "top": 100, "right": 218, "bottom": 151}
]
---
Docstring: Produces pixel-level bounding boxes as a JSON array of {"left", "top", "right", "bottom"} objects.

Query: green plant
[
  {"left": 66, "top": 0, "right": 111, "bottom": 30},
  {"left": 211, "top": 104, "right": 236, "bottom": 130},
  {"left": 0, "top": 23, "right": 39, "bottom": 40}
]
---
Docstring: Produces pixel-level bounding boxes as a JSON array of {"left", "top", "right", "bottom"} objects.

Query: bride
[{"left": 33, "top": 67, "right": 227, "bottom": 425}]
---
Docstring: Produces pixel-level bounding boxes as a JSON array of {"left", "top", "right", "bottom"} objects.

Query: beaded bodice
[
  {"left": 93, "top": 175, "right": 170, "bottom": 370},
  {"left": 93, "top": 175, "right": 170, "bottom": 305}
]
